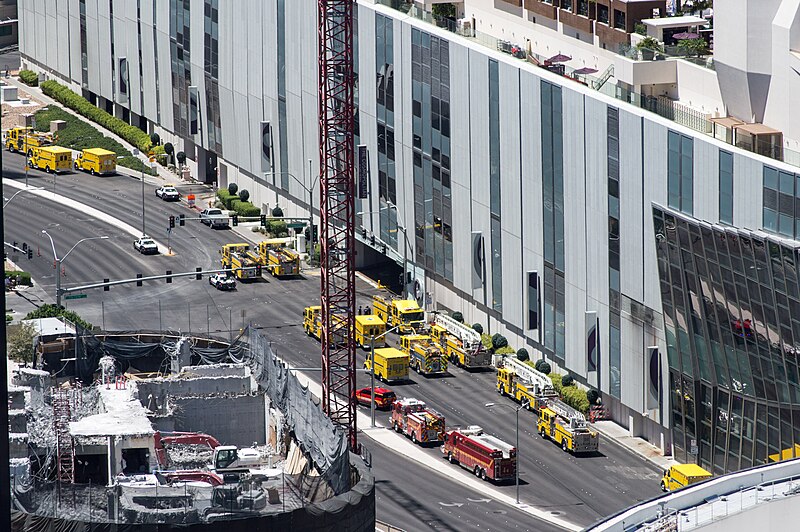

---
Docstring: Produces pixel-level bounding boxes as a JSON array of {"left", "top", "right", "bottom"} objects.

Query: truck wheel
[
  {"left": 46, "top": 166, "right": 52, "bottom": 174},
  {"left": 448, "top": 452, "right": 455, "bottom": 464},
  {"left": 412, "top": 432, "right": 418, "bottom": 444},
  {"left": 27, "top": 149, "right": 33, "bottom": 157},
  {"left": 562, "top": 440, "right": 568, "bottom": 452},
  {"left": 473, "top": 466, "right": 480, "bottom": 477},
  {"left": 540, "top": 427, "right": 547, "bottom": 439},
  {"left": 74, "top": 162, "right": 78, "bottom": 170},
  {"left": 480, "top": 469, "right": 487, "bottom": 481},
  {"left": 90, "top": 168, "right": 95, "bottom": 176},
  {"left": 660, "top": 481, "right": 667, "bottom": 492}
]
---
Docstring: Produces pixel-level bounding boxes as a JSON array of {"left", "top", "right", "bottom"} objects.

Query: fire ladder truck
[
  {"left": 538, "top": 398, "right": 599, "bottom": 454},
  {"left": 431, "top": 313, "right": 492, "bottom": 369},
  {"left": 496, "top": 356, "right": 558, "bottom": 413}
]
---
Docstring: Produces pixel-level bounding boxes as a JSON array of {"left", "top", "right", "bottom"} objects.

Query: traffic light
[
  {"left": 169, "top": 215, "right": 175, "bottom": 229},
  {"left": 179, "top": 214, "right": 185, "bottom": 227},
  {"left": 27, "top": 248, "right": 32, "bottom": 260},
  {"left": 195, "top": 267, "right": 202, "bottom": 280},
  {"left": 232, "top": 215, "right": 239, "bottom": 227},
  {"left": 21, "top": 242, "right": 27, "bottom": 252},
  {"left": 260, "top": 214, "right": 267, "bottom": 227},
  {"left": 103, "top": 278, "right": 110, "bottom": 291},
  {"left": 166, "top": 270, "right": 172, "bottom": 284},
  {"left": 136, "top": 273, "right": 143, "bottom": 287}
]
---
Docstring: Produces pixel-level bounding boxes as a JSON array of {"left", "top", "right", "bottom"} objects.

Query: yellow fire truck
[
  {"left": 372, "top": 295, "right": 425, "bottom": 335},
  {"left": 29, "top": 146, "right": 73, "bottom": 173},
  {"left": 365, "top": 347, "right": 409, "bottom": 383},
  {"left": 220, "top": 243, "right": 260, "bottom": 280},
  {"left": 355, "top": 314, "right": 386, "bottom": 349},
  {"left": 253, "top": 239, "right": 300, "bottom": 277},
  {"left": 537, "top": 398, "right": 599, "bottom": 454},
  {"left": 399, "top": 334, "right": 447, "bottom": 375},
  {"left": 74, "top": 148, "right": 117, "bottom": 175},
  {"left": 4, "top": 127, "right": 53, "bottom": 155},
  {"left": 496, "top": 356, "right": 558, "bottom": 413},
  {"left": 429, "top": 313, "right": 492, "bottom": 369},
  {"left": 302, "top": 306, "right": 347, "bottom": 345}
]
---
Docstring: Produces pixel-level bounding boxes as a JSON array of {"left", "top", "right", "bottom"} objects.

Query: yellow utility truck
[
  {"left": 430, "top": 313, "right": 492, "bottom": 369},
  {"left": 303, "top": 305, "right": 347, "bottom": 345},
  {"left": 660, "top": 464, "right": 712, "bottom": 492},
  {"left": 537, "top": 398, "right": 599, "bottom": 454},
  {"left": 372, "top": 295, "right": 425, "bottom": 335},
  {"left": 220, "top": 243, "right": 260, "bottom": 280},
  {"left": 355, "top": 315, "right": 386, "bottom": 349},
  {"left": 400, "top": 334, "right": 447, "bottom": 375},
  {"left": 364, "top": 347, "right": 409, "bottom": 383},
  {"left": 496, "top": 356, "right": 558, "bottom": 413},
  {"left": 74, "top": 148, "right": 117, "bottom": 175},
  {"left": 254, "top": 240, "right": 300, "bottom": 277},
  {"left": 4, "top": 127, "right": 53, "bottom": 155},
  {"left": 29, "top": 146, "right": 72, "bottom": 173}
]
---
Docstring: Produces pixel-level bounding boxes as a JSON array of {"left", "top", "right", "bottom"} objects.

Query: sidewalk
[{"left": 592, "top": 420, "right": 677, "bottom": 471}]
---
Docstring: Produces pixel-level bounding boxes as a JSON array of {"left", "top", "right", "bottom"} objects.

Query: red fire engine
[
  {"left": 390, "top": 398, "right": 445, "bottom": 445},
  {"left": 442, "top": 425, "right": 517, "bottom": 482}
]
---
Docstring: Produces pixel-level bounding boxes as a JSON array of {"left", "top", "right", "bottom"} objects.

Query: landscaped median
[
  {"left": 40, "top": 79, "right": 151, "bottom": 153},
  {"left": 33, "top": 106, "right": 156, "bottom": 175}
]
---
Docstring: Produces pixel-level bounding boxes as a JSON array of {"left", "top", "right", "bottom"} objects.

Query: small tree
[
  {"left": 491, "top": 333, "right": 508, "bottom": 351},
  {"left": 149, "top": 133, "right": 161, "bottom": 146},
  {"left": 587, "top": 389, "right": 601, "bottom": 405},
  {"left": 516, "top": 348, "right": 529, "bottom": 362},
  {"left": 164, "top": 142, "right": 175, "bottom": 164},
  {"left": 538, "top": 361, "right": 551, "bottom": 375},
  {"left": 432, "top": 3, "right": 456, "bottom": 19},
  {"left": 677, "top": 37, "right": 709, "bottom": 58},
  {"left": 451, "top": 311, "right": 463, "bottom": 323},
  {"left": 176, "top": 151, "right": 187, "bottom": 165},
  {"left": 472, "top": 323, "right": 483, "bottom": 334},
  {"left": 562, "top": 374, "right": 574, "bottom": 387},
  {"left": 238, "top": 189, "right": 250, "bottom": 202},
  {"left": 7, "top": 322, "right": 37, "bottom": 364},
  {"left": 228, "top": 182, "right": 239, "bottom": 195},
  {"left": 272, "top": 205, "right": 284, "bottom": 217},
  {"left": 24, "top": 304, "right": 93, "bottom": 330}
]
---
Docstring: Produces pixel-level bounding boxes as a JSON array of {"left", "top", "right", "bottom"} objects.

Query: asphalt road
[{"left": 2, "top": 155, "right": 663, "bottom": 529}]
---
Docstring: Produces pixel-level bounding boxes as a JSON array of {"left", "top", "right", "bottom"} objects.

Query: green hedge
[
  {"left": 5, "top": 271, "right": 32, "bottom": 286},
  {"left": 19, "top": 70, "right": 38, "bottom": 87},
  {"left": 235, "top": 201, "right": 261, "bottom": 218},
  {"left": 217, "top": 189, "right": 236, "bottom": 209},
  {"left": 40, "top": 80, "right": 151, "bottom": 152},
  {"left": 267, "top": 220, "right": 288, "bottom": 237},
  {"left": 549, "top": 373, "right": 590, "bottom": 413},
  {"left": 33, "top": 106, "right": 156, "bottom": 175}
]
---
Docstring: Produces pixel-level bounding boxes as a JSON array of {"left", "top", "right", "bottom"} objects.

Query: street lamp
[
  {"left": 357, "top": 203, "right": 413, "bottom": 299},
  {"left": 265, "top": 169, "right": 320, "bottom": 247},
  {"left": 41, "top": 231, "right": 109, "bottom": 307},
  {"left": 368, "top": 325, "right": 400, "bottom": 427},
  {"left": 485, "top": 399, "right": 529, "bottom": 505},
  {"left": 3, "top": 186, "right": 44, "bottom": 208}
]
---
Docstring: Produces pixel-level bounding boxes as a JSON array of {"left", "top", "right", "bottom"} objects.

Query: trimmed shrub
[
  {"left": 217, "top": 189, "right": 235, "bottom": 209},
  {"left": 238, "top": 189, "right": 250, "bottom": 202},
  {"left": 149, "top": 133, "right": 161, "bottom": 146},
  {"left": 25, "top": 304, "right": 92, "bottom": 330},
  {"left": 19, "top": 70, "right": 38, "bottom": 87},
  {"left": 152, "top": 145, "right": 166, "bottom": 156},
  {"left": 176, "top": 151, "right": 186, "bottom": 165},
  {"left": 40, "top": 80, "right": 151, "bottom": 151},
  {"left": 587, "top": 389, "right": 600, "bottom": 406},
  {"left": 549, "top": 372, "right": 563, "bottom": 395},
  {"left": 562, "top": 386, "right": 590, "bottom": 414},
  {"left": 234, "top": 201, "right": 261, "bottom": 218},
  {"left": 538, "top": 360, "right": 551, "bottom": 375},
  {"left": 472, "top": 323, "right": 483, "bottom": 334},
  {"left": 267, "top": 219, "right": 288, "bottom": 237},
  {"left": 272, "top": 205, "right": 284, "bottom": 217},
  {"left": 229, "top": 199, "right": 242, "bottom": 214},
  {"left": 451, "top": 311, "right": 464, "bottom": 323},
  {"left": 228, "top": 182, "right": 238, "bottom": 195},
  {"left": 495, "top": 346, "right": 515, "bottom": 355},
  {"left": 562, "top": 374, "right": 574, "bottom": 387},
  {"left": 5, "top": 271, "right": 32, "bottom": 286},
  {"left": 491, "top": 333, "right": 508, "bottom": 350},
  {"left": 516, "top": 348, "right": 529, "bottom": 362}
]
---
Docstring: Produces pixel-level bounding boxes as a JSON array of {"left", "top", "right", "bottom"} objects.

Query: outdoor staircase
[
  {"left": 52, "top": 388, "right": 75, "bottom": 484},
  {"left": 592, "top": 64, "right": 615, "bottom": 92}
]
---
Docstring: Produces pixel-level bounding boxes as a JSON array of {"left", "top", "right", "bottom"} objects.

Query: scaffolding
[{"left": 52, "top": 387, "right": 75, "bottom": 484}]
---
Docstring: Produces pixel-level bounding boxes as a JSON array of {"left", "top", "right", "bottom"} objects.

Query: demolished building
[{"left": 8, "top": 326, "right": 374, "bottom": 530}]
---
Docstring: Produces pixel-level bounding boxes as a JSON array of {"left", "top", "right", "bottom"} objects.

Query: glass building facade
[
  {"left": 376, "top": 13, "right": 398, "bottom": 250},
  {"left": 654, "top": 205, "right": 800, "bottom": 474}
]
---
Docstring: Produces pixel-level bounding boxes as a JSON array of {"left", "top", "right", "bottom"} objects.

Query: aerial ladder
[
  {"left": 432, "top": 313, "right": 491, "bottom": 368},
  {"left": 496, "top": 356, "right": 558, "bottom": 412},
  {"left": 538, "top": 397, "right": 599, "bottom": 453}
]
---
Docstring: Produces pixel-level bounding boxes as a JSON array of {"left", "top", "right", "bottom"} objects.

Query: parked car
[
  {"left": 134, "top": 236, "right": 159, "bottom": 255},
  {"left": 200, "top": 208, "right": 229, "bottom": 228},
  {"left": 155, "top": 184, "right": 181, "bottom": 201},
  {"left": 355, "top": 387, "right": 396, "bottom": 409},
  {"left": 209, "top": 273, "right": 236, "bottom": 291}
]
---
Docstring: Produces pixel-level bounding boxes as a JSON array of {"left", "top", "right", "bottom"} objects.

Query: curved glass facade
[{"left": 654, "top": 206, "right": 800, "bottom": 474}]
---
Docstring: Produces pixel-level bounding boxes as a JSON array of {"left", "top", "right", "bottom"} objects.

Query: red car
[{"left": 355, "top": 387, "right": 396, "bottom": 409}]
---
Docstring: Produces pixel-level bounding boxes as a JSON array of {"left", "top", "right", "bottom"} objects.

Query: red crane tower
[{"left": 318, "top": 0, "right": 358, "bottom": 451}]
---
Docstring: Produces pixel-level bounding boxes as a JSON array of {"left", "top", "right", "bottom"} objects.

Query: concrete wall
[{"left": 170, "top": 394, "right": 266, "bottom": 447}]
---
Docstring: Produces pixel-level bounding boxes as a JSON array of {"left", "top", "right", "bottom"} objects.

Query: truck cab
[{"left": 661, "top": 464, "right": 712, "bottom": 492}]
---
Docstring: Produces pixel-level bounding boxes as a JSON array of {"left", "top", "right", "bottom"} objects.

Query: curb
[{"left": 591, "top": 422, "right": 675, "bottom": 471}]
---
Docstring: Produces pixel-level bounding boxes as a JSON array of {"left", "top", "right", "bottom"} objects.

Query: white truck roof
[
  {"left": 456, "top": 426, "right": 515, "bottom": 458},
  {"left": 434, "top": 313, "right": 482, "bottom": 349}
]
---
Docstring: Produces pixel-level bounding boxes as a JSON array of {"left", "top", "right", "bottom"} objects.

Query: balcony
[
  {"left": 524, "top": 0, "right": 558, "bottom": 20},
  {"left": 559, "top": 9, "right": 593, "bottom": 34}
]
